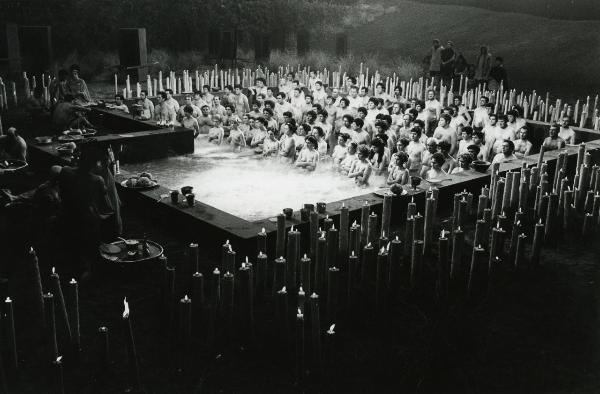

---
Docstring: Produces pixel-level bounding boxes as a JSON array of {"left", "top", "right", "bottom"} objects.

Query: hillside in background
[{"left": 333, "top": 0, "right": 600, "bottom": 100}]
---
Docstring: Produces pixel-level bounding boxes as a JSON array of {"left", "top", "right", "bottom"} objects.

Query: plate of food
[
  {"left": 56, "top": 142, "right": 76, "bottom": 156},
  {"left": 373, "top": 187, "right": 408, "bottom": 197},
  {"left": 58, "top": 134, "right": 84, "bottom": 142},
  {"left": 120, "top": 172, "right": 159, "bottom": 190},
  {"left": 34, "top": 136, "right": 53, "bottom": 144},
  {"left": 99, "top": 239, "right": 163, "bottom": 264}
]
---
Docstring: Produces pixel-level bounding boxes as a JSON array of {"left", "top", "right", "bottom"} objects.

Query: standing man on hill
[
  {"left": 441, "top": 41, "right": 456, "bottom": 84},
  {"left": 488, "top": 57, "right": 508, "bottom": 91},
  {"left": 428, "top": 39, "right": 443, "bottom": 85}
]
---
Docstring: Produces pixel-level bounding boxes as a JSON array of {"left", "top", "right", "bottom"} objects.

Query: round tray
[
  {"left": 120, "top": 179, "right": 159, "bottom": 190},
  {"left": 99, "top": 239, "right": 163, "bottom": 263},
  {"left": 34, "top": 136, "right": 54, "bottom": 145},
  {"left": 373, "top": 188, "right": 407, "bottom": 197},
  {"left": 0, "top": 159, "right": 28, "bottom": 172}
]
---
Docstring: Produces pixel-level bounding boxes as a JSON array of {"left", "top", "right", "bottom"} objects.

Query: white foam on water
[{"left": 123, "top": 138, "right": 385, "bottom": 221}]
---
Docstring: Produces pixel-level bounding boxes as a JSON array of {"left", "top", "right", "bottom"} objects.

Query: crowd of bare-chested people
[{"left": 109, "top": 71, "right": 578, "bottom": 191}]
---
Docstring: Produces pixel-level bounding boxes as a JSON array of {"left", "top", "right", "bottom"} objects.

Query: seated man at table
[
  {"left": 65, "top": 64, "right": 92, "bottom": 104},
  {"left": 134, "top": 90, "right": 154, "bottom": 120},
  {"left": 542, "top": 123, "right": 566, "bottom": 151},
  {"left": 559, "top": 115, "right": 576, "bottom": 145},
  {"left": 112, "top": 94, "right": 129, "bottom": 113},
  {"left": 492, "top": 139, "right": 518, "bottom": 164},
  {"left": 52, "top": 94, "right": 93, "bottom": 131},
  {"left": 0, "top": 127, "right": 27, "bottom": 162},
  {"left": 57, "top": 144, "right": 114, "bottom": 278}
]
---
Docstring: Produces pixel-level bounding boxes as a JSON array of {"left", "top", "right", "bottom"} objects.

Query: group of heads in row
[{"left": 114, "top": 75, "right": 577, "bottom": 188}]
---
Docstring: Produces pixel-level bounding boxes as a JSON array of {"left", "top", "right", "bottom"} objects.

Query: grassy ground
[{"left": 340, "top": 0, "right": 600, "bottom": 100}]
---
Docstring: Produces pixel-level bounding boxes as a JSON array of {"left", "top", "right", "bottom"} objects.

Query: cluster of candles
[
  {"left": 3, "top": 143, "right": 599, "bottom": 391},
  {"left": 4, "top": 60, "right": 600, "bottom": 130}
]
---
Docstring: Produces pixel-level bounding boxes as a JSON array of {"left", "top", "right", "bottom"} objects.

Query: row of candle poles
[
  {"left": 3, "top": 147, "right": 599, "bottom": 392},
  {"left": 3, "top": 63, "right": 600, "bottom": 131}
]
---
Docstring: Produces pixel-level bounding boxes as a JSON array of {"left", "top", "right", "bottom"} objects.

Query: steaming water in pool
[{"left": 123, "top": 138, "right": 386, "bottom": 221}]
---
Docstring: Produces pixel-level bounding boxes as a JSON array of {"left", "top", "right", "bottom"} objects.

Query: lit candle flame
[
  {"left": 380, "top": 247, "right": 386, "bottom": 254},
  {"left": 457, "top": 226, "right": 461, "bottom": 231},
  {"left": 328, "top": 324, "right": 336, "bottom": 333},
  {"left": 213, "top": 268, "right": 220, "bottom": 274},
  {"left": 261, "top": 228, "right": 266, "bottom": 234},
  {"left": 52, "top": 267, "right": 56, "bottom": 274},
  {"left": 351, "top": 250, "right": 355, "bottom": 256},
  {"left": 241, "top": 262, "right": 246, "bottom": 268},
  {"left": 441, "top": 230, "right": 445, "bottom": 238},
  {"left": 367, "top": 242, "right": 371, "bottom": 247},
  {"left": 123, "top": 298, "right": 130, "bottom": 318},
  {"left": 496, "top": 221, "right": 500, "bottom": 228},
  {"left": 184, "top": 295, "right": 190, "bottom": 301},
  {"left": 5, "top": 297, "right": 11, "bottom": 302},
  {"left": 56, "top": 356, "right": 62, "bottom": 363},
  {"left": 304, "top": 254, "right": 307, "bottom": 259},
  {"left": 297, "top": 308, "right": 302, "bottom": 315},
  {"left": 538, "top": 219, "right": 543, "bottom": 224},
  {"left": 225, "top": 239, "right": 230, "bottom": 245},
  {"left": 352, "top": 220, "right": 357, "bottom": 226},
  {"left": 291, "top": 226, "right": 294, "bottom": 231},
  {"left": 331, "top": 224, "right": 336, "bottom": 230},
  {"left": 228, "top": 245, "right": 233, "bottom": 252},
  {"left": 516, "top": 220, "right": 521, "bottom": 226},
  {"left": 342, "top": 202, "right": 345, "bottom": 208},
  {"left": 478, "top": 244, "right": 482, "bottom": 249},
  {"left": 299, "top": 286, "right": 304, "bottom": 293},
  {"left": 245, "top": 256, "right": 249, "bottom": 263},
  {"left": 69, "top": 278, "right": 77, "bottom": 284},
  {"left": 281, "top": 286, "right": 287, "bottom": 292},
  {"left": 382, "top": 230, "right": 385, "bottom": 238},
  {"left": 364, "top": 201, "right": 368, "bottom": 205},
  {"left": 311, "top": 292, "right": 318, "bottom": 298},
  {"left": 326, "top": 215, "right": 329, "bottom": 219},
  {"left": 386, "top": 242, "right": 390, "bottom": 251}
]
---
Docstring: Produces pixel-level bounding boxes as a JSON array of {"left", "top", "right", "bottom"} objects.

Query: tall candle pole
[
  {"left": 360, "top": 201, "right": 370, "bottom": 247},
  {"left": 339, "top": 203, "right": 350, "bottom": 260},
  {"left": 410, "top": 240, "right": 424, "bottom": 290},
  {"left": 404, "top": 215, "right": 415, "bottom": 256},
  {"left": 326, "top": 224, "right": 339, "bottom": 271},
  {"left": 326, "top": 267, "right": 339, "bottom": 324},
  {"left": 423, "top": 197, "right": 435, "bottom": 253},
  {"left": 309, "top": 293, "right": 322, "bottom": 373},
  {"left": 273, "top": 257, "right": 286, "bottom": 296},
  {"left": 67, "top": 279, "right": 80, "bottom": 352},
  {"left": 300, "top": 254, "right": 312, "bottom": 295},
  {"left": 287, "top": 227, "right": 300, "bottom": 293},
  {"left": 191, "top": 272, "right": 205, "bottom": 336},
  {"left": 50, "top": 267, "right": 71, "bottom": 343},
  {"left": 275, "top": 287, "right": 289, "bottom": 344},
  {"left": 43, "top": 293, "right": 58, "bottom": 362},
  {"left": 468, "top": 245, "right": 486, "bottom": 300},
  {"left": 53, "top": 356, "right": 65, "bottom": 394},
  {"left": 4, "top": 297, "right": 17, "bottom": 369},
  {"left": 239, "top": 262, "right": 255, "bottom": 342},
  {"left": 122, "top": 299, "right": 142, "bottom": 391},
  {"left": 295, "top": 308, "right": 305, "bottom": 383},
  {"left": 276, "top": 214, "right": 286, "bottom": 259},
  {"left": 256, "top": 252, "right": 268, "bottom": 300},
  {"left": 315, "top": 232, "right": 326, "bottom": 294},
  {"left": 26, "top": 247, "right": 45, "bottom": 332},
  {"left": 256, "top": 227, "right": 267, "bottom": 253},
  {"left": 310, "top": 211, "right": 319, "bottom": 258},
  {"left": 381, "top": 194, "right": 392, "bottom": 238},
  {"left": 179, "top": 295, "right": 192, "bottom": 369},
  {"left": 376, "top": 246, "right": 389, "bottom": 313},
  {"left": 531, "top": 219, "right": 545, "bottom": 265},
  {"left": 545, "top": 193, "right": 558, "bottom": 242},
  {"left": 438, "top": 230, "right": 450, "bottom": 303}
]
